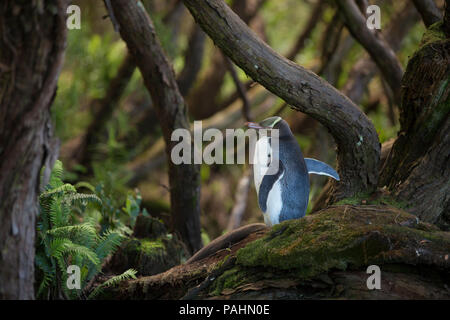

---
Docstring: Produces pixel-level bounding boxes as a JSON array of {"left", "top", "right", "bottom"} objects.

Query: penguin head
[{"left": 246, "top": 116, "right": 292, "bottom": 138}]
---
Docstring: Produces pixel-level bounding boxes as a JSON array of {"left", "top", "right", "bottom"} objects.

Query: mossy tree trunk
[
  {"left": 0, "top": 0, "right": 68, "bottom": 299},
  {"left": 380, "top": 20, "right": 450, "bottom": 230}
]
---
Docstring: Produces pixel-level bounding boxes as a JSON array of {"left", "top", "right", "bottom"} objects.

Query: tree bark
[
  {"left": 109, "top": 0, "right": 203, "bottom": 254},
  {"left": 343, "top": 2, "right": 419, "bottom": 105},
  {"left": 380, "top": 19, "right": 450, "bottom": 229},
  {"left": 183, "top": 0, "right": 380, "bottom": 201},
  {"left": 187, "top": 0, "right": 266, "bottom": 120},
  {"left": 0, "top": 0, "right": 68, "bottom": 299},
  {"left": 75, "top": 53, "right": 136, "bottom": 169},
  {"left": 412, "top": 0, "right": 443, "bottom": 27},
  {"left": 223, "top": 55, "right": 252, "bottom": 122},
  {"left": 177, "top": 25, "right": 207, "bottom": 96},
  {"left": 337, "top": 0, "right": 404, "bottom": 105},
  {"left": 286, "top": 0, "right": 326, "bottom": 61},
  {"left": 318, "top": 10, "right": 346, "bottom": 81}
]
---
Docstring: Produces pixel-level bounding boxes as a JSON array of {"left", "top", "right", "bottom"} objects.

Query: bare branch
[
  {"left": 75, "top": 53, "right": 136, "bottom": 168},
  {"left": 444, "top": 0, "right": 450, "bottom": 37},
  {"left": 109, "top": 0, "right": 203, "bottom": 254},
  {"left": 223, "top": 54, "right": 252, "bottom": 122},
  {"left": 227, "top": 168, "right": 253, "bottom": 231},
  {"left": 286, "top": 0, "right": 326, "bottom": 61},
  {"left": 343, "top": 2, "right": 420, "bottom": 105},
  {"left": 318, "top": 11, "right": 345, "bottom": 77},
  {"left": 412, "top": 0, "right": 442, "bottom": 27},
  {"left": 187, "top": 0, "right": 267, "bottom": 119},
  {"left": 337, "top": 0, "right": 404, "bottom": 104},
  {"left": 183, "top": 0, "right": 380, "bottom": 200},
  {"left": 177, "top": 25, "right": 206, "bottom": 96}
]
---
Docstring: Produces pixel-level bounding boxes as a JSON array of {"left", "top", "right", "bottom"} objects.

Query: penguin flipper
[
  {"left": 304, "top": 158, "right": 340, "bottom": 181},
  {"left": 258, "top": 160, "right": 284, "bottom": 212}
]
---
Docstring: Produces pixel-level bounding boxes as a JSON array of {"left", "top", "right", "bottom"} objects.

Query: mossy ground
[
  {"left": 209, "top": 205, "right": 450, "bottom": 296},
  {"left": 106, "top": 215, "right": 188, "bottom": 277},
  {"left": 335, "top": 191, "right": 409, "bottom": 209}
]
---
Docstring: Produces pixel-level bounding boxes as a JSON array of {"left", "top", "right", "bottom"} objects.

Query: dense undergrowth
[{"left": 35, "top": 160, "right": 146, "bottom": 299}]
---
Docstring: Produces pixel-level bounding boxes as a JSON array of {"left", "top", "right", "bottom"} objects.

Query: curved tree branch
[
  {"left": 177, "top": 24, "right": 206, "bottom": 96},
  {"left": 444, "top": 0, "right": 450, "bottom": 37},
  {"left": 187, "top": 0, "right": 266, "bottom": 119},
  {"left": 109, "top": 0, "right": 203, "bottom": 254},
  {"left": 75, "top": 53, "right": 136, "bottom": 169},
  {"left": 286, "top": 0, "right": 326, "bottom": 61},
  {"left": 183, "top": 0, "right": 380, "bottom": 200},
  {"left": 318, "top": 10, "right": 346, "bottom": 79},
  {"left": 412, "top": 0, "right": 442, "bottom": 27},
  {"left": 337, "top": 0, "right": 404, "bottom": 104},
  {"left": 223, "top": 53, "right": 252, "bottom": 122},
  {"left": 343, "top": 1, "right": 420, "bottom": 105}
]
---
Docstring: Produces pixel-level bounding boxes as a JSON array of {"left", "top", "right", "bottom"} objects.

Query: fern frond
[
  {"left": 47, "top": 222, "right": 98, "bottom": 246},
  {"left": 49, "top": 238, "right": 73, "bottom": 257},
  {"left": 88, "top": 269, "right": 137, "bottom": 299},
  {"left": 50, "top": 238, "right": 100, "bottom": 266},
  {"left": 74, "top": 181, "right": 96, "bottom": 192},
  {"left": 48, "top": 199, "right": 71, "bottom": 228},
  {"left": 51, "top": 160, "right": 64, "bottom": 179},
  {"left": 95, "top": 229, "right": 125, "bottom": 261},
  {"left": 47, "top": 160, "right": 64, "bottom": 188},
  {"left": 36, "top": 271, "right": 54, "bottom": 299},
  {"left": 62, "top": 242, "right": 100, "bottom": 266},
  {"left": 40, "top": 184, "right": 77, "bottom": 199},
  {"left": 63, "top": 193, "right": 102, "bottom": 207},
  {"left": 35, "top": 253, "right": 53, "bottom": 275}
]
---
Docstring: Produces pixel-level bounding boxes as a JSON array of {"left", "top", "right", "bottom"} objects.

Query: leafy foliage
[
  {"left": 88, "top": 269, "right": 138, "bottom": 299},
  {"left": 35, "top": 160, "right": 133, "bottom": 300}
]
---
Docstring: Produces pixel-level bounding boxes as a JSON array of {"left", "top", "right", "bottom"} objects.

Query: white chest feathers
[
  {"left": 253, "top": 136, "right": 283, "bottom": 227},
  {"left": 263, "top": 171, "right": 284, "bottom": 226},
  {"left": 253, "top": 136, "right": 271, "bottom": 193}
]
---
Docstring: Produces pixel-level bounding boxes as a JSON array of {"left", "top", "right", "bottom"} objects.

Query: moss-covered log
[
  {"left": 105, "top": 215, "right": 189, "bottom": 277},
  {"left": 101, "top": 205, "right": 450, "bottom": 299}
]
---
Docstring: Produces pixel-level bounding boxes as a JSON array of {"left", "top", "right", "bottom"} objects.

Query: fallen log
[{"left": 99, "top": 205, "right": 450, "bottom": 299}]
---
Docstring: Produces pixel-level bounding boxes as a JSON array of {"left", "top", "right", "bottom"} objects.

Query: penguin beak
[{"left": 246, "top": 122, "right": 267, "bottom": 130}]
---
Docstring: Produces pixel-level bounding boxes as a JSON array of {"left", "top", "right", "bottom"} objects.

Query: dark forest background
[{"left": 0, "top": 0, "right": 448, "bottom": 300}]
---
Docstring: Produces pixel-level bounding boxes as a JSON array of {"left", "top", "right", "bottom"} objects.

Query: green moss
[
  {"left": 335, "top": 192, "right": 371, "bottom": 205},
  {"left": 336, "top": 193, "right": 409, "bottom": 209},
  {"left": 411, "top": 21, "right": 449, "bottom": 62},
  {"left": 140, "top": 239, "right": 165, "bottom": 256},
  {"left": 419, "top": 21, "right": 446, "bottom": 48},
  {"left": 209, "top": 266, "right": 249, "bottom": 296},
  {"left": 108, "top": 234, "right": 187, "bottom": 277},
  {"left": 233, "top": 206, "right": 449, "bottom": 281}
]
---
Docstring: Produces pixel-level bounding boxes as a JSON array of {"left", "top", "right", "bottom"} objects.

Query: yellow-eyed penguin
[{"left": 247, "top": 116, "right": 340, "bottom": 226}]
